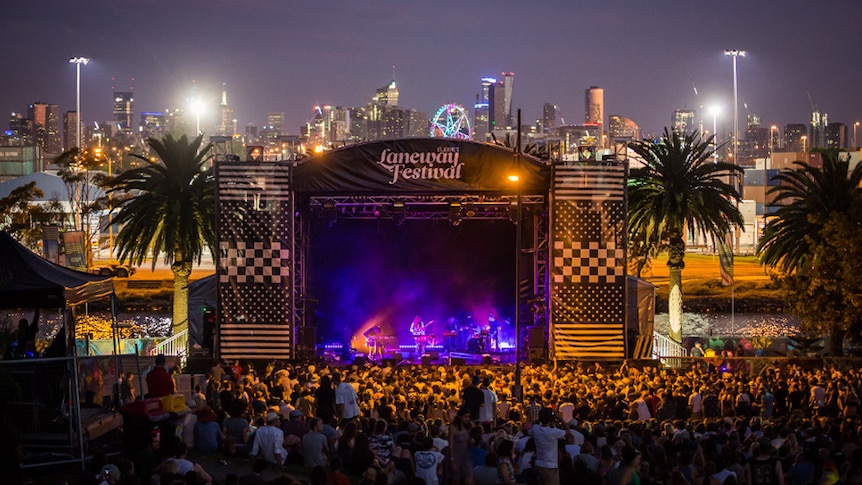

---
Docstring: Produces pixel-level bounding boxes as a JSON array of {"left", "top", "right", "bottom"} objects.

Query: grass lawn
[{"left": 639, "top": 252, "right": 785, "bottom": 311}]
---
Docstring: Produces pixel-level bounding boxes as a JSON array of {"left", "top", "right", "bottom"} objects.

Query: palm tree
[
  {"left": 107, "top": 134, "right": 215, "bottom": 342},
  {"left": 757, "top": 149, "right": 862, "bottom": 354},
  {"left": 758, "top": 149, "right": 862, "bottom": 272},
  {"left": 628, "top": 128, "right": 743, "bottom": 342}
]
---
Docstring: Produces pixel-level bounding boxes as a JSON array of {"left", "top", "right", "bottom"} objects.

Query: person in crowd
[
  {"left": 528, "top": 407, "right": 572, "bottom": 485},
  {"left": 302, "top": 417, "right": 329, "bottom": 468},
  {"left": 145, "top": 354, "right": 175, "bottom": 398},
  {"left": 250, "top": 411, "right": 287, "bottom": 466},
  {"left": 333, "top": 372, "right": 360, "bottom": 425},
  {"left": 414, "top": 436, "right": 445, "bottom": 485}
]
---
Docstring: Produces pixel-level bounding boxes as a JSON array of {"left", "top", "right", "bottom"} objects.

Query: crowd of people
[{"left": 85, "top": 357, "right": 862, "bottom": 485}]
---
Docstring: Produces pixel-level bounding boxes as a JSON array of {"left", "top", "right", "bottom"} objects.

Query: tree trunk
[
  {"left": 667, "top": 234, "right": 686, "bottom": 343},
  {"left": 171, "top": 261, "right": 192, "bottom": 340}
]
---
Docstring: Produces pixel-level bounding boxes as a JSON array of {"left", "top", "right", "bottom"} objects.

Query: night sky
[{"left": 2, "top": 0, "right": 861, "bottom": 139}]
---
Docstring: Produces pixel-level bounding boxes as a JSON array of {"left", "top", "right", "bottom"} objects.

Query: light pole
[
  {"left": 709, "top": 106, "right": 720, "bottom": 163},
  {"left": 854, "top": 121, "right": 859, "bottom": 150},
  {"left": 724, "top": 49, "right": 745, "bottom": 169},
  {"left": 69, "top": 57, "right": 90, "bottom": 150}
]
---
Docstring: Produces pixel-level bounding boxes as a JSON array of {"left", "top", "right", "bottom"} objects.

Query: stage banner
[
  {"left": 216, "top": 160, "right": 294, "bottom": 360},
  {"left": 550, "top": 161, "right": 627, "bottom": 360},
  {"left": 293, "top": 139, "right": 549, "bottom": 194}
]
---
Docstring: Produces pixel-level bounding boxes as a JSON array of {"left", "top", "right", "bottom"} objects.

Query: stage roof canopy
[{"left": 293, "top": 138, "right": 549, "bottom": 194}]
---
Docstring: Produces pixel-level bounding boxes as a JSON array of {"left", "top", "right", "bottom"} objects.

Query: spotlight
[
  {"left": 392, "top": 201, "right": 406, "bottom": 226},
  {"left": 464, "top": 203, "right": 476, "bottom": 218},
  {"left": 449, "top": 202, "right": 462, "bottom": 227}
]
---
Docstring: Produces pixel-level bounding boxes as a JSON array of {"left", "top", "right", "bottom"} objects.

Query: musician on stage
[
  {"left": 487, "top": 312, "right": 500, "bottom": 352},
  {"left": 410, "top": 315, "right": 432, "bottom": 356},
  {"left": 444, "top": 317, "right": 459, "bottom": 353},
  {"left": 363, "top": 325, "right": 383, "bottom": 361}
]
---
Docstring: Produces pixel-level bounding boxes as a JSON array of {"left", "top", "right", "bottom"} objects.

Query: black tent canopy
[{"left": 0, "top": 231, "right": 113, "bottom": 308}]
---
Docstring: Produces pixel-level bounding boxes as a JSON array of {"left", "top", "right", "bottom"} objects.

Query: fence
[{"left": 0, "top": 357, "right": 84, "bottom": 469}]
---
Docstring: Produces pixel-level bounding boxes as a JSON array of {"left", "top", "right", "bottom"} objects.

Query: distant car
[{"left": 90, "top": 263, "right": 136, "bottom": 278}]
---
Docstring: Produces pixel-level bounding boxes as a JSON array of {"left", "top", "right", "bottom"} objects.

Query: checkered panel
[
  {"left": 219, "top": 241, "right": 288, "bottom": 284},
  {"left": 553, "top": 240, "right": 625, "bottom": 284}
]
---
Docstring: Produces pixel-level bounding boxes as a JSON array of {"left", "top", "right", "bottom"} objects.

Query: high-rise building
[
  {"left": 262, "top": 112, "right": 285, "bottom": 147},
  {"left": 113, "top": 91, "right": 134, "bottom": 131},
  {"left": 501, "top": 72, "right": 514, "bottom": 127},
  {"left": 542, "top": 103, "right": 557, "bottom": 134},
  {"left": 825, "top": 122, "right": 847, "bottom": 149},
  {"left": 216, "top": 83, "right": 237, "bottom": 137},
  {"left": 473, "top": 77, "right": 496, "bottom": 141},
  {"left": 7, "top": 112, "right": 34, "bottom": 146},
  {"left": 63, "top": 111, "right": 78, "bottom": 151},
  {"left": 810, "top": 108, "right": 827, "bottom": 149},
  {"left": 743, "top": 113, "right": 769, "bottom": 161},
  {"left": 245, "top": 123, "right": 259, "bottom": 145},
  {"left": 28, "top": 102, "right": 61, "bottom": 154},
  {"left": 585, "top": 86, "right": 604, "bottom": 126},
  {"left": 672, "top": 109, "right": 696, "bottom": 136},
  {"left": 139, "top": 112, "right": 166, "bottom": 140},
  {"left": 608, "top": 115, "right": 639, "bottom": 140},
  {"left": 488, "top": 80, "right": 507, "bottom": 131},
  {"left": 784, "top": 123, "right": 807, "bottom": 152},
  {"left": 374, "top": 79, "right": 399, "bottom": 107},
  {"left": 406, "top": 109, "right": 428, "bottom": 138}
]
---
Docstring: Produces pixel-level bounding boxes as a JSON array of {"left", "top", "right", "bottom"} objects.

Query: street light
[
  {"left": 709, "top": 106, "right": 720, "bottom": 163},
  {"left": 69, "top": 57, "right": 90, "bottom": 150},
  {"left": 724, "top": 49, "right": 745, "bottom": 168},
  {"left": 854, "top": 121, "right": 859, "bottom": 150}
]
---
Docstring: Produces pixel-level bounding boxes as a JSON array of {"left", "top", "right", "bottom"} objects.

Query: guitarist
[{"left": 409, "top": 315, "right": 433, "bottom": 356}]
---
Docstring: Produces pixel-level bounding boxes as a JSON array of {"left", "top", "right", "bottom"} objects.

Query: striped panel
[
  {"left": 553, "top": 163, "right": 625, "bottom": 201},
  {"left": 219, "top": 323, "right": 293, "bottom": 359},
  {"left": 216, "top": 161, "right": 294, "bottom": 360},
  {"left": 551, "top": 162, "right": 626, "bottom": 359},
  {"left": 553, "top": 323, "right": 625, "bottom": 359}
]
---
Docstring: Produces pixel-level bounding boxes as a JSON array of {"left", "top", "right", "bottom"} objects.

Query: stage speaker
[
  {"left": 428, "top": 351, "right": 439, "bottom": 360},
  {"left": 529, "top": 348, "right": 546, "bottom": 363},
  {"left": 450, "top": 357, "right": 466, "bottom": 366},
  {"left": 422, "top": 355, "right": 432, "bottom": 366},
  {"left": 392, "top": 352, "right": 403, "bottom": 362},
  {"left": 353, "top": 356, "right": 367, "bottom": 366},
  {"left": 482, "top": 355, "right": 493, "bottom": 365},
  {"left": 299, "top": 327, "right": 316, "bottom": 350},
  {"left": 528, "top": 326, "right": 546, "bottom": 349}
]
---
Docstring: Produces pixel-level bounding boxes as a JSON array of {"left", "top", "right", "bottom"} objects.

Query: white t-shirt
[
  {"left": 414, "top": 450, "right": 444, "bottom": 485},
  {"left": 335, "top": 382, "right": 360, "bottom": 420},
  {"left": 480, "top": 388, "right": 497, "bottom": 423}
]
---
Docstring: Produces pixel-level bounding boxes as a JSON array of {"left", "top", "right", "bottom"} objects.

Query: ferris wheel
[{"left": 429, "top": 103, "right": 472, "bottom": 140}]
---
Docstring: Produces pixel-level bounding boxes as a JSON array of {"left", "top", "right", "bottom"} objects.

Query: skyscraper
[
  {"left": 810, "top": 108, "right": 827, "bottom": 149},
  {"left": 262, "top": 112, "right": 285, "bottom": 148},
  {"left": 783, "top": 123, "right": 807, "bottom": 152},
  {"left": 672, "top": 109, "right": 696, "bottom": 136},
  {"left": 825, "top": 122, "right": 847, "bottom": 149},
  {"left": 216, "top": 83, "right": 236, "bottom": 137},
  {"left": 7, "top": 112, "right": 34, "bottom": 146},
  {"left": 63, "top": 111, "right": 78, "bottom": 151},
  {"left": 585, "top": 86, "right": 604, "bottom": 126},
  {"left": 473, "top": 77, "right": 495, "bottom": 141},
  {"left": 542, "top": 103, "right": 557, "bottom": 133},
  {"left": 501, "top": 72, "right": 514, "bottom": 127},
  {"left": 113, "top": 91, "right": 134, "bottom": 131},
  {"left": 28, "top": 102, "right": 61, "bottom": 154}
]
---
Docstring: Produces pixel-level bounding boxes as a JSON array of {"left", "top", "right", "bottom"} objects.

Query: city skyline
[{"left": 2, "top": 0, "right": 861, "bottom": 139}]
